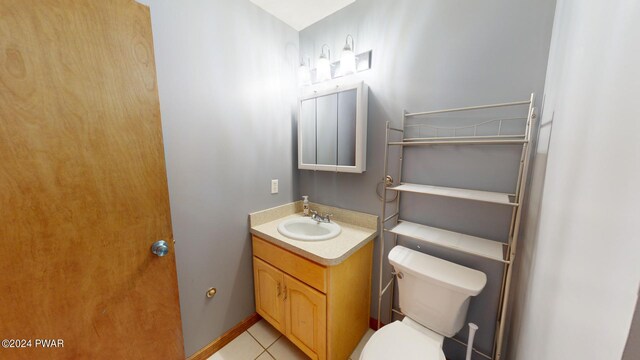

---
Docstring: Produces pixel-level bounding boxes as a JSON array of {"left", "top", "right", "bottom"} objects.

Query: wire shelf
[
  {"left": 403, "top": 99, "right": 531, "bottom": 142},
  {"left": 404, "top": 117, "right": 528, "bottom": 141}
]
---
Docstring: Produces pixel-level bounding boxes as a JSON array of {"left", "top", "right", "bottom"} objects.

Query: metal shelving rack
[{"left": 377, "top": 94, "right": 536, "bottom": 360}]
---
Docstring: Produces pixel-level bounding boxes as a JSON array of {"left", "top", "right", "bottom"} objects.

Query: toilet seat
[{"left": 359, "top": 321, "right": 446, "bottom": 360}]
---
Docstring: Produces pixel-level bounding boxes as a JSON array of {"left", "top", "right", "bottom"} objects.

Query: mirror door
[
  {"left": 316, "top": 94, "right": 338, "bottom": 166},
  {"left": 337, "top": 89, "right": 357, "bottom": 166},
  {"left": 300, "top": 99, "right": 317, "bottom": 166}
]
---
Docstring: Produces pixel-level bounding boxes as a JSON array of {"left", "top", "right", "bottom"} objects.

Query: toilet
[{"left": 360, "top": 246, "right": 487, "bottom": 360}]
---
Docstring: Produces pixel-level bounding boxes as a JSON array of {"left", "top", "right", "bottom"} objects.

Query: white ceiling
[{"left": 249, "top": 0, "right": 356, "bottom": 31}]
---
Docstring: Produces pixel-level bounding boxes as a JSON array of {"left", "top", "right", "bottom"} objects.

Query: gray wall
[
  {"left": 147, "top": 0, "right": 299, "bottom": 356},
  {"left": 298, "top": 0, "right": 556, "bottom": 358},
  {"left": 507, "top": 0, "right": 640, "bottom": 358}
]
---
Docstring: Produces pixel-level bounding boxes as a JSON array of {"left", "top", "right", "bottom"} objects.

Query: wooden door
[
  {"left": 253, "top": 258, "right": 286, "bottom": 333},
  {"left": 0, "top": 1, "right": 184, "bottom": 359},
  {"left": 284, "top": 274, "right": 326, "bottom": 360}
]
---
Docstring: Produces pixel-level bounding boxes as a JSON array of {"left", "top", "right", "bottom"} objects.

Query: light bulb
[
  {"left": 340, "top": 35, "right": 356, "bottom": 76},
  {"left": 298, "top": 63, "right": 311, "bottom": 86},
  {"left": 316, "top": 55, "right": 331, "bottom": 82},
  {"left": 340, "top": 48, "right": 356, "bottom": 75}
]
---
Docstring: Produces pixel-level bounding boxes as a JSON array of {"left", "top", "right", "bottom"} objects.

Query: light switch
[{"left": 271, "top": 179, "right": 278, "bottom": 194}]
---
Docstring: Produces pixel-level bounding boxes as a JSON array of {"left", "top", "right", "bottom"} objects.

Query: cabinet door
[
  {"left": 284, "top": 274, "right": 327, "bottom": 360},
  {"left": 300, "top": 98, "right": 317, "bottom": 166},
  {"left": 316, "top": 94, "right": 338, "bottom": 166},
  {"left": 337, "top": 89, "right": 357, "bottom": 166},
  {"left": 253, "top": 257, "right": 285, "bottom": 333}
]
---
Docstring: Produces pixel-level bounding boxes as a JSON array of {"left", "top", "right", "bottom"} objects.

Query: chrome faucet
[{"left": 310, "top": 210, "right": 333, "bottom": 223}]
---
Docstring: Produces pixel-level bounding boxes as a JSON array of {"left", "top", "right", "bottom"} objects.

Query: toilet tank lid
[{"left": 388, "top": 246, "right": 487, "bottom": 296}]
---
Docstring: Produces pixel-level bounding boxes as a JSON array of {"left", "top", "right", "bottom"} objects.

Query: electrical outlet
[{"left": 271, "top": 179, "right": 278, "bottom": 194}]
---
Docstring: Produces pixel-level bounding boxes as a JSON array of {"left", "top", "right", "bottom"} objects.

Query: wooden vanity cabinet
[{"left": 252, "top": 235, "right": 373, "bottom": 360}]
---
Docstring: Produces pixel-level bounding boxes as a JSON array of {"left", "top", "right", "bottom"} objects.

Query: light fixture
[
  {"left": 298, "top": 57, "right": 311, "bottom": 86},
  {"left": 316, "top": 44, "right": 332, "bottom": 82},
  {"left": 340, "top": 35, "right": 356, "bottom": 76}
]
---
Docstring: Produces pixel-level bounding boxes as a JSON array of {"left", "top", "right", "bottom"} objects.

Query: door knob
[{"left": 151, "top": 240, "right": 169, "bottom": 257}]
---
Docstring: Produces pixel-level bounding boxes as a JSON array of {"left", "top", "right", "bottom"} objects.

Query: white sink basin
[{"left": 277, "top": 217, "right": 342, "bottom": 241}]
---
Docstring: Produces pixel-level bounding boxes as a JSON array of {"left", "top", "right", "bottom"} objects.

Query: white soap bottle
[{"left": 302, "top": 196, "right": 310, "bottom": 216}]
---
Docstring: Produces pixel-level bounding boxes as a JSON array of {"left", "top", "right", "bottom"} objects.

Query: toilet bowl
[
  {"left": 360, "top": 246, "right": 487, "bottom": 360},
  {"left": 359, "top": 318, "right": 446, "bottom": 360}
]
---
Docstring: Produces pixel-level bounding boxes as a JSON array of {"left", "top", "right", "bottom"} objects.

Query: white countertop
[{"left": 249, "top": 203, "right": 378, "bottom": 266}]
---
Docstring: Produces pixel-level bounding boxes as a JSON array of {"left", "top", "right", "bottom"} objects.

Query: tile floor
[{"left": 208, "top": 319, "right": 375, "bottom": 360}]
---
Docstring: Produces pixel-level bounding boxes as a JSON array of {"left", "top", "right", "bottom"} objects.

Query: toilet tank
[{"left": 388, "top": 246, "right": 487, "bottom": 337}]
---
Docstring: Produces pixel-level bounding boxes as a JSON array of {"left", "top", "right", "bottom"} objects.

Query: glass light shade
[
  {"left": 298, "top": 64, "right": 311, "bottom": 86},
  {"left": 316, "top": 56, "right": 332, "bottom": 82},
  {"left": 340, "top": 49, "right": 356, "bottom": 75}
]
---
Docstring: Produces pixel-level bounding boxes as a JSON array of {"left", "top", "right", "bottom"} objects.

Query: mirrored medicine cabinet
[{"left": 298, "top": 81, "right": 368, "bottom": 173}]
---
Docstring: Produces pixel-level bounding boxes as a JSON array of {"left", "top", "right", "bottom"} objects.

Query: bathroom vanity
[{"left": 249, "top": 202, "right": 377, "bottom": 360}]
